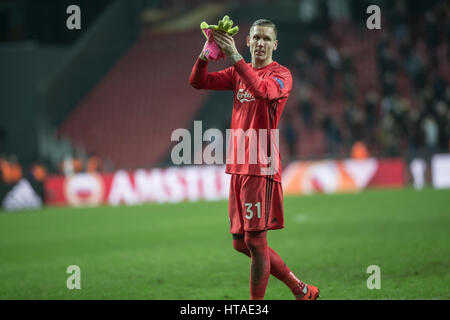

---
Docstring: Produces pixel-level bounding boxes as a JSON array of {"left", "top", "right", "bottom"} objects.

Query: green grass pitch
[{"left": 0, "top": 188, "right": 449, "bottom": 299}]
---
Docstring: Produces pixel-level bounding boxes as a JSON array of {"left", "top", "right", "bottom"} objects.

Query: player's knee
[
  {"left": 244, "top": 231, "right": 266, "bottom": 253},
  {"left": 232, "top": 234, "right": 250, "bottom": 256},
  {"left": 233, "top": 239, "right": 247, "bottom": 254}
]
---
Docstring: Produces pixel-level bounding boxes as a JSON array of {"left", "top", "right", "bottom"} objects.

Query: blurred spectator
[
  {"left": 405, "top": 50, "right": 426, "bottom": 91},
  {"left": 0, "top": 155, "right": 22, "bottom": 184},
  {"left": 406, "top": 108, "right": 422, "bottom": 155},
  {"left": 344, "top": 100, "right": 365, "bottom": 142},
  {"left": 320, "top": 112, "right": 341, "bottom": 155},
  {"left": 343, "top": 72, "right": 357, "bottom": 101},
  {"left": 431, "top": 72, "right": 447, "bottom": 101},
  {"left": 378, "top": 114, "right": 401, "bottom": 157},
  {"left": 391, "top": 97, "right": 410, "bottom": 133},
  {"left": 325, "top": 41, "right": 341, "bottom": 70},
  {"left": 382, "top": 72, "right": 397, "bottom": 97},
  {"left": 0, "top": 155, "right": 10, "bottom": 183},
  {"left": 61, "top": 156, "right": 74, "bottom": 176},
  {"left": 324, "top": 40, "right": 341, "bottom": 96},
  {"left": 298, "top": 84, "right": 314, "bottom": 129},
  {"left": 445, "top": 87, "right": 450, "bottom": 107},
  {"left": 422, "top": 114, "right": 439, "bottom": 152},
  {"left": 308, "top": 34, "right": 325, "bottom": 63},
  {"left": 74, "top": 157, "right": 84, "bottom": 173},
  {"left": 379, "top": 46, "right": 398, "bottom": 75},
  {"left": 390, "top": 0, "right": 410, "bottom": 43},
  {"left": 293, "top": 48, "right": 310, "bottom": 79},
  {"left": 31, "top": 162, "right": 48, "bottom": 183},
  {"left": 60, "top": 155, "right": 86, "bottom": 175},
  {"left": 365, "top": 91, "right": 379, "bottom": 131},
  {"left": 9, "top": 155, "right": 22, "bottom": 183},
  {"left": 424, "top": 10, "right": 439, "bottom": 50},
  {"left": 287, "top": 2, "right": 450, "bottom": 159},
  {"left": 447, "top": 109, "right": 450, "bottom": 152},
  {"left": 341, "top": 49, "right": 354, "bottom": 73},
  {"left": 282, "top": 116, "right": 297, "bottom": 161},
  {"left": 433, "top": 100, "right": 448, "bottom": 150},
  {"left": 351, "top": 141, "right": 370, "bottom": 159},
  {"left": 87, "top": 155, "right": 102, "bottom": 173}
]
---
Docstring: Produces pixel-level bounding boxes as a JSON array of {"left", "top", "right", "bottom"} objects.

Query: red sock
[
  {"left": 244, "top": 231, "right": 270, "bottom": 300},
  {"left": 268, "top": 249, "right": 307, "bottom": 298},
  {"left": 233, "top": 237, "right": 307, "bottom": 298}
]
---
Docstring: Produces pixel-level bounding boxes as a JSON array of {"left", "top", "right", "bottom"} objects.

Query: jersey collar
[{"left": 252, "top": 61, "right": 277, "bottom": 70}]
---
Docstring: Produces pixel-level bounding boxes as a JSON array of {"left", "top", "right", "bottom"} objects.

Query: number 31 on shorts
[{"left": 244, "top": 202, "right": 261, "bottom": 219}]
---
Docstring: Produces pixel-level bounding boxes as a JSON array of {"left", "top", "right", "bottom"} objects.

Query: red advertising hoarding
[{"left": 44, "top": 158, "right": 406, "bottom": 207}]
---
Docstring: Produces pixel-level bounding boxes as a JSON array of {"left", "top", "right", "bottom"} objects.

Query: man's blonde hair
[{"left": 250, "top": 19, "right": 278, "bottom": 39}]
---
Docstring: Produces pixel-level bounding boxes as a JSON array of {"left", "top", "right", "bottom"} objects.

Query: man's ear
[
  {"left": 273, "top": 39, "right": 278, "bottom": 51},
  {"left": 246, "top": 35, "right": 250, "bottom": 47}
]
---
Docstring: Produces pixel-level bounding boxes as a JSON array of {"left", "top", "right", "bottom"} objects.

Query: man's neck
[{"left": 252, "top": 57, "right": 273, "bottom": 69}]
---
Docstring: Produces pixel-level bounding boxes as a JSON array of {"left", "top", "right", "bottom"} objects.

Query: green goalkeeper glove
[{"left": 200, "top": 15, "right": 239, "bottom": 38}]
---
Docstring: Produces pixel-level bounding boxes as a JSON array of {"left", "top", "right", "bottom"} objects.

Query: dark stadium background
[{"left": 0, "top": 0, "right": 449, "bottom": 302}]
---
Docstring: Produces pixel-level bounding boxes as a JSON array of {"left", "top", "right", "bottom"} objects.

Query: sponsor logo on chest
[
  {"left": 236, "top": 88, "right": 255, "bottom": 103},
  {"left": 236, "top": 74, "right": 267, "bottom": 103}
]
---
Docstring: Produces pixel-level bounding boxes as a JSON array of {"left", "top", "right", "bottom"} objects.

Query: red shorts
[{"left": 228, "top": 174, "right": 284, "bottom": 235}]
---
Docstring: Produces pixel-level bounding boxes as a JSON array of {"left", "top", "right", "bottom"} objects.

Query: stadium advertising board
[
  {"left": 44, "top": 158, "right": 407, "bottom": 207},
  {"left": 282, "top": 158, "right": 405, "bottom": 195},
  {"left": 431, "top": 154, "right": 450, "bottom": 189},
  {"left": 409, "top": 154, "right": 450, "bottom": 190},
  {"left": 1, "top": 179, "right": 43, "bottom": 211},
  {"left": 44, "top": 166, "right": 230, "bottom": 207}
]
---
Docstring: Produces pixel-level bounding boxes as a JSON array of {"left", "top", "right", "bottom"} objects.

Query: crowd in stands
[
  {"left": 0, "top": 154, "right": 50, "bottom": 188},
  {"left": 0, "top": 155, "right": 25, "bottom": 185},
  {"left": 282, "top": 0, "right": 450, "bottom": 161},
  {"left": 0, "top": 153, "right": 106, "bottom": 185},
  {"left": 59, "top": 154, "right": 104, "bottom": 176},
  {"left": 2, "top": 0, "right": 449, "bottom": 186}
]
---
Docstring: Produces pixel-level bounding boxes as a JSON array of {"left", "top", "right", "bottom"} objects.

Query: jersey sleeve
[
  {"left": 189, "top": 58, "right": 234, "bottom": 90},
  {"left": 233, "top": 59, "right": 292, "bottom": 101}
]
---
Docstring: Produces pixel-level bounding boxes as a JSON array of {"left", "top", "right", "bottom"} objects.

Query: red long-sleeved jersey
[{"left": 190, "top": 58, "right": 293, "bottom": 182}]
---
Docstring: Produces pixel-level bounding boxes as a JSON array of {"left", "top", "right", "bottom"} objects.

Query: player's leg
[
  {"left": 232, "top": 234, "right": 250, "bottom": 255},
  {"left": 229, "top": 174, "right": 246, "bottom": 234},
  {"left": 232, "top": 235, "right": 309, "bottom": 299},
  {"left": 232, "top": 176, "right": 315, "bottom": 299},
  {"left": 244, "top": 230, "right": 270, "bottom": 300},
  {"left": 239, "top": 175, "right": 274, "bottom": 299},
  {"left": 265, "top": 180, "right": 310, "bottom": 299},
  {"left": 266, "top": 179, "right": 320, "bottom": 299},
  {"left": 267, "top": 247, "right": 309, "bottom": 299},
  {"left": 230, "top": 175, "right": 270, "bottom": 299}
]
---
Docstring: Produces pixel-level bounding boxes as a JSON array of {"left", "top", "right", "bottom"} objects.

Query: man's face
[{"left": 247, "top": 25, "right": 278, "bottom": 62}]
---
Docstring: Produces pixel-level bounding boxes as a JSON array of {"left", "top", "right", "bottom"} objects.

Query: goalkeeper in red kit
[{"left": 190, "top": 19, "right": 320, "bottom": 300}]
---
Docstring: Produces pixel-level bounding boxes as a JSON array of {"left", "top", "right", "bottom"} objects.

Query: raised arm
[
  {"left": 189, "top": 57, "right": 233, "bottom": 90},
  {"left": 233, "top": 60, "right": 292, "bottom": 100},
  {"left": 213, "top": 30, "right": 292, "bottom": 101}
]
